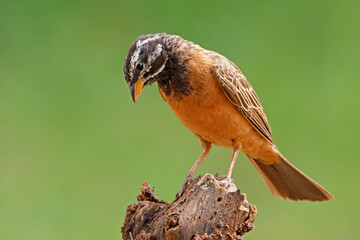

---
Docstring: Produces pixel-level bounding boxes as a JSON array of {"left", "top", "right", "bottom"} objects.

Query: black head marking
[
  {"left": 124, "top": 33, "right": 194, "bottom": 100},
  {"left": 124, "top": 34, "right": 168, "bottom": 85}
]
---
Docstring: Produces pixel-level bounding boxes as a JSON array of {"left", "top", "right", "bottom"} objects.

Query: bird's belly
[{"left": 165, "top": 89, "right": 253, "bottom": 149}]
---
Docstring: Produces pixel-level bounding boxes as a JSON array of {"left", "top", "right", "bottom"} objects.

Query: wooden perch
[{"left": 121, "top": 174, "right": 258, "bottom": 240}]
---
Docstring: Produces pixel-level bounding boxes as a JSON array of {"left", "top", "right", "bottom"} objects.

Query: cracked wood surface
[{"left": 121, "top": 174, "right": 258, "bottom": 240}]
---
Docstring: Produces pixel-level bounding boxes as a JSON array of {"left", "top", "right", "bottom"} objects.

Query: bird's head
[{"left": 123, "top": 34, "right": 168, "bottom": 102}]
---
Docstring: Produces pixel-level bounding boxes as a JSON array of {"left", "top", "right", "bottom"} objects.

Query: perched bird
[{"left": 123, "top": 33, "right": 333, "bottom": 201}]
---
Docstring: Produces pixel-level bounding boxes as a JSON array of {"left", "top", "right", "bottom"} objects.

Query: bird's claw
[
  {"left": 176, "top": 175, "right": 194, "bottom": 198},
  {"left": 218, "top": 177, "right": 234, "bottom": 188}
]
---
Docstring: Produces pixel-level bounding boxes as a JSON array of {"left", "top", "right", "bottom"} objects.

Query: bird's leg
[
  {"left": 176, "top": 141, "right": 211, "bottom": 197},
  {"left": 219, "top": 149, "right": 239, "bottom": 187},
  {"left": 176, "top": 150, "right": 209, "bottom": 197}
]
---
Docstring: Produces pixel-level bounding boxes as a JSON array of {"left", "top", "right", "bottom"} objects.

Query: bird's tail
[{"left": 249, "top": 154, "right": 333, "bottom": 201}]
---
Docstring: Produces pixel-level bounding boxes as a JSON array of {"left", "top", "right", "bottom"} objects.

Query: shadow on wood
[{"left": 121, "top": 174, "right": 258, "bottom": 240}]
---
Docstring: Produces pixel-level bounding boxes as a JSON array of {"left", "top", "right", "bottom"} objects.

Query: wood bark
[{"left": 121, "top": 174, "right": 258, "bottom": 240}]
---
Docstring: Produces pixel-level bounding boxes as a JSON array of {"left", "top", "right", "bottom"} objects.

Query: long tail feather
[{"left": 249, "top": 155, "right": 333, "bottom": 201}]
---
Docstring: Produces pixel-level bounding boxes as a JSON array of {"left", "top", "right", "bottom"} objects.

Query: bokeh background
[{"left": 1, "top": 0, "right": 359, "bottom": 239}]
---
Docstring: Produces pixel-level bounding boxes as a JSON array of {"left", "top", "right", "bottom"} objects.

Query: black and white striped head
[{"left": 124, "top": 34, "right": 168, "bottom": 102}]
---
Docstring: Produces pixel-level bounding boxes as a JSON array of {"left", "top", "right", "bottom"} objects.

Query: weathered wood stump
[{"left": 121, "top": 174, "right": 258, "bottom": 240}]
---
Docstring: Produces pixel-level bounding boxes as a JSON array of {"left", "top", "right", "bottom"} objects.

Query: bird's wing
[{"left": 211, "top": 52, "right": 273, "bottom": 143}]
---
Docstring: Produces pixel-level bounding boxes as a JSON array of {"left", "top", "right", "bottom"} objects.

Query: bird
[{"left": 123, "top": 33, "right": 333, "bottom": 201}]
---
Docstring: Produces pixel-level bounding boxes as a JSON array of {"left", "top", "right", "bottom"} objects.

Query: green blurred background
[{"left": 1, "top": 0, "right": 359, "bottom": 239}]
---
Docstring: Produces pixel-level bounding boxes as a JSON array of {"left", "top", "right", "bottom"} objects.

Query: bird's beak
[{"left": 129, "top": 76, "right": 146, "bottom": 103}]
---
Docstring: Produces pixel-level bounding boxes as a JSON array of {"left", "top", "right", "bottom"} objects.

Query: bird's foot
[
  {"left": 176, "top": 174, "right": 194, "bottom": 198},
  {"left": 218, "top": 177, "right": 234, "bottom": 188}
]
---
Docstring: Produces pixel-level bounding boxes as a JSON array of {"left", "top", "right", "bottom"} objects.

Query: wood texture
[{"left": 121, "top": 174, "right": 258, "bottom": 240}]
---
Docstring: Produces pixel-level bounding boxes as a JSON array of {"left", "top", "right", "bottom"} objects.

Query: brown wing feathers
[
  {"left": 210, "top": 53, "right": 333, "bottom": 201},
  {"left": 213, "top": 56, "right": 272, "bottom": 143}
]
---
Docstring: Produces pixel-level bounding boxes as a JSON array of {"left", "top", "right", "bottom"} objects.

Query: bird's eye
[{"left": 136, "top": 62, "right": 143, "bottom": 71}]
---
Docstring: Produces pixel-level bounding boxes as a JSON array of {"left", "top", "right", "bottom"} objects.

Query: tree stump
[{"left": 121, "top": 174, "right": 258, "bottom": 240}]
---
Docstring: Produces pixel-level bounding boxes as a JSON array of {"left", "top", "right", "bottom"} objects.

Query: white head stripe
[
  {"left": 129, "top": 35, "right": 163, "bottom": 80},
  {"left": 148, "top": 44, "right": 163, "bottom": 62},
  {"left": 136, "top": 35, "right": 160, "bottom": 48}
]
